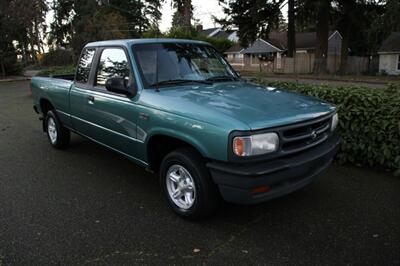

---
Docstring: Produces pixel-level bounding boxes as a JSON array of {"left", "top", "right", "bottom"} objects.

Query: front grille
[{"left": 279, "top": 115, "right": 332, "bottom": 155}]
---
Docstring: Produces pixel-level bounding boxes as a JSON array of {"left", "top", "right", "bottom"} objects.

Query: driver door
[{"left": 78, "top": 47, "right": 140, "bottom": 159}]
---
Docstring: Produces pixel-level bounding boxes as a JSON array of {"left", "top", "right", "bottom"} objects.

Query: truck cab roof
[{"left": 85, "top": 38, "right": 210, "bottom": 48}]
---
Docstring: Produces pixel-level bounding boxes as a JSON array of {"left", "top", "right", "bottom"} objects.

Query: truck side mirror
[{"left": 105, "top": 77, "right": 136, "bottom": 97}]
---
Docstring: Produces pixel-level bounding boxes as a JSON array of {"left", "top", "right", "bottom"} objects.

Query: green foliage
[
  {"left": 204, "top": 37, "right": 234, "bottom": 53},
  {"left": 142, "top": 25, "right": 164, "bottom": 38},
  {"left": 171, "top": 0, "right": 192, "bottom": 29},
  {"left": 254, "top": 79, "right": 400, "bottom": 174},
  {"left": 160, "top": 27, "right": 234, "bottom": 53},
  {"left": 218, "top": 0, "right": 285, "bottom": 47},
  {"left": 0, "top": 0, "right": 47, "bottom": 74},
  {"left": 166, "top": 27, "right": 199, "bottom": 39},
  {"left": 37, "top": 65, "right": 75, "bottom": 76},
  {"left": 50, "top": 0, "right": 163, "bottom": 56},
  {"left": 41, "top": 49, "right": 74, "bottom": 67}
]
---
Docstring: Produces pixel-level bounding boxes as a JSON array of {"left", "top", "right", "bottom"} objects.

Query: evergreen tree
[
  {"left": 218, "top": 0, "right": 285, "bottom": 47},
  {"left": 49, "top": 0, "right": 163, "bottom": 56},
  {"left": 171, "top": 0, "right": 193, "bottom": 31}
]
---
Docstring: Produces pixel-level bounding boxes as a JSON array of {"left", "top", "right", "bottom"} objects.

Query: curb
[{"left": 0, "top": 77, "right": 31, "bottom": 83}]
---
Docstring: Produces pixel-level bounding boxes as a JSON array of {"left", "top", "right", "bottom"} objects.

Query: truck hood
[{"left": 140, "top": 82, "right": 336, "bottom": 130}]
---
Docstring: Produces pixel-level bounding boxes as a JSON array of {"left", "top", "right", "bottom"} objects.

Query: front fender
[{"left": 146, "top": 127, "right": 209, "bottom": 158}]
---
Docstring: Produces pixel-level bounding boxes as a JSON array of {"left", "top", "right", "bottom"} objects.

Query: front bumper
[{"left": 207, "top": 134, "right": 340, "bottom": 204}]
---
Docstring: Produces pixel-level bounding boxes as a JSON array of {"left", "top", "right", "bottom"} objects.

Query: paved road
[{"left": 0, "top": 81, "right": 399, "bottom": 265}]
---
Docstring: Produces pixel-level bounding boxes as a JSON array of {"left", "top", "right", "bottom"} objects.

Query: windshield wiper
[
  {"left": 149, "top": 79, "right": 212, "bottom": 88},
  {"left": 206, "top": 75, "right": 239, "bottom": 82}
]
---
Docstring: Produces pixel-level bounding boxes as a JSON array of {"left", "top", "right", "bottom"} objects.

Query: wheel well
[
  {"left": 147, "top": 135, "right": 203, "bottom": 172},
  {"left": 39, "top": 98, "right": 54, "bottom": 115}
]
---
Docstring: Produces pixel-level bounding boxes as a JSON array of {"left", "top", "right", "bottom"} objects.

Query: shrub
[
  {"left": 1, "top": 49, "right": 22, "bottom": 75},
  {"left": 253, "top": 79, "right": 400, "bottom": 174},
  {"left": 37, "top": 65, "right": 75, "bottom": 76},
  {"left": 201, "top": 37, "right": 234, "bottom": 53},
  {"left": 160, "top": 27, "right": 234, "bottom": 53},
  {"left": 41, "top": 49, "right": 74, "bottom": 67}
]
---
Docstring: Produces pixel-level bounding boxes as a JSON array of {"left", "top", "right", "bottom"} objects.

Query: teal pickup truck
[{"left": 31, "top": 39, "right": 340, "bottom": 219}]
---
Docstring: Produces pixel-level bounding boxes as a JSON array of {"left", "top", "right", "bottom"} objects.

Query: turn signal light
[
  {"left": 251, "top": 186, "right": 270, "bottom": 195},
  {"left": 233, "top": 137, "right": 245, "bottom": 156}
]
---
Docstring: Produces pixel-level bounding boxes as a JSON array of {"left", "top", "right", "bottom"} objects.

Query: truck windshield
[{"left": 132, "top": 43, "right": 239, "bottom": 88}]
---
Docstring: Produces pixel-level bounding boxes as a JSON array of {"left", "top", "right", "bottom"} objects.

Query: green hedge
[
  {"left": 37, "top": 65, "right": 75, "bottom": 76},
  {"left": 254, "top": 79, "right": 400, "bottom": 175},
  {"left": 41, "top": 49, "right": 74, "bottom": 67}
]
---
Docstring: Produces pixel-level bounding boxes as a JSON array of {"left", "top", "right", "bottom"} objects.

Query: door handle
[{"left": 87, "top": 95, "right": 95, "bottom": 104}]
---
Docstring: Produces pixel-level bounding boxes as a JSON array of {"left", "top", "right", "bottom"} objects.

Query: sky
[
  {"left": 159, "top": 0, "right": 288, "bottom": 32},
  {"left": 46, "top": 0, "right": 289, "bottom": 34},
  {"left": 160, "top": 0, "right": 226, "bottom": 32}
]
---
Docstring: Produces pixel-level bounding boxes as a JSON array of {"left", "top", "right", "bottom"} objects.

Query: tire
[
  {"left": 45, "top": 110, "right": 70, "bottom": 149},
  {"left": 160, "top": 148, "right": 220, "bottom": 219}
]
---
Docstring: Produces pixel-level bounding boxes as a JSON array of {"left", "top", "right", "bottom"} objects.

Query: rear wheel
[
  {"left": 160, "top": 148, "right": 219, "bottom": 219},
  {"left": 45, "top": 110, "right": 70, "bottom": 149}
]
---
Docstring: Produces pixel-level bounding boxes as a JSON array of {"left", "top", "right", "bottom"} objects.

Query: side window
[
  {"left": 96, "top": 48, "right": 130, "bottom": 86},
  {"left": 76, "top": 48, "right": 95, "bottom": 84}
]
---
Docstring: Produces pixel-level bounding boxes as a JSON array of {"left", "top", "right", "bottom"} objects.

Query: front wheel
[
  {"left": 45, "top": 110, "right": 70, "bottom": 149},
  {"left": 160, "top": 148, "right": 220, "bottom": 219}
]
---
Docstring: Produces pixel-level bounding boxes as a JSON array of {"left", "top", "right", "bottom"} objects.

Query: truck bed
[
  {"left": 49, "top": 74, "right": 75, "bottom": 81},
  {"left": 31, "top": 76, "right": 74, "bottom": 117}
]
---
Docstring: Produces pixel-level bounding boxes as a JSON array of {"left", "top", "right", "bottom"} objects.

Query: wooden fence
[{"left": 231, "top": 54, "right": 371, "bottom": 75}]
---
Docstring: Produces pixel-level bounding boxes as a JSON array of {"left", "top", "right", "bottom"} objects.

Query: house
[
  {"left": 378, "top": 32, "right": 400, "bottom": 75},
  {"left": 198, "top": 26, "right": 239, "bottom": 42},
  {"left": 241, "top": 30, "right": 342, "bottom": 65},
  {"left": 226, "top": 30, "right": 342, "bottom": 73},
  {"left": 224, "top": 43, "right": 244, "bottom": 66}
]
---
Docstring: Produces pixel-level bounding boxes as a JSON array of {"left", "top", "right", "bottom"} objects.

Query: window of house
[
  {"left": 96, "top": 48, "right": 130, "bottom": 86},
  {"left": 398, "top": 54, "right": 400, "bottom": 70},
  {"left": 251, "top": 55, "right": 258, "bottom": 65},
  {"left": 75, "top": 48, "right": 95, "bottom": 84},
  {"left": 234, "top": 53, "right": 243, "bottom": 60}
]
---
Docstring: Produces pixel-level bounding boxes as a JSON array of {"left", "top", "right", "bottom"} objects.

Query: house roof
[
  {"left": 199, "top": 28, "right": 220, "bottom": 37},
  {"left": 225, "top": 43, "right": 244, "bottom": 53},
  {"left": 267, "top": 30, "right": 340, "bottom": 50},
  {"left": 378, "top": 32, "right": 400, "bottom": 53},
  {"left": 242, "top": 39, "right": 283, "bottom": 54},
  {"left": 212, "top": 30, "right": 235, "bottom": 39},
  {"left": 241, "top": 30, "right": 341, "bottom": 54},
  {"left": 199, "top": 27, "right": 238, "bottom": 41}
]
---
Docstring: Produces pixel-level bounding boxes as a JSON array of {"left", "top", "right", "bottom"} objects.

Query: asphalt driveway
[{"left": 0, "top": 81, "right": 399, "bottom": 265}]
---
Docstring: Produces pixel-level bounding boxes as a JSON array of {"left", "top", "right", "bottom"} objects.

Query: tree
[
  {"left": 365, "top": 0, "right": 399, "bottom": 54},
  {"left": 297, "top": 0, "right": 331, "bottom": 73},
  {"left": 314, "top": 0, "right": 330, "bottom": 73},
  {"left": 0, "top": 0, "right": 18, "bottom": 76},
  {"left": 171, "top": 0, "right": 193, "bottom": 30},
  {"left": 382, "top": 0, "right": 400, "bottom": 33},
  {"left": 287, "top": 0, "right": 295, "bottom": 57},
  {"left": 0, "top": 0, "right": 47, "bottom": 74},
  {"left": 329, "top": 1, "right": 391, "bottom": 73},
  {"left": 218, "top": 0, "right": 285, "bottom": 47},
  {"left": 50, "top": 0, "right": 163, "bottom": 57}
]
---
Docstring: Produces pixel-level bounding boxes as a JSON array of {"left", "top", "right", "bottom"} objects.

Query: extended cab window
[
  {"left": 96, "top": 48, "right": 130, "bottom": 86},
  {"left": 75, "top": 48, "right": 95, "bottom": 84}
]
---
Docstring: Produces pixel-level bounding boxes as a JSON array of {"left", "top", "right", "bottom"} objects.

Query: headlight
[
  {"left": 331, "top": 113, "right": 339, "bottom": 131},
  {"left": 233, "top": 132, "right": 279, "bottom": 157}
]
